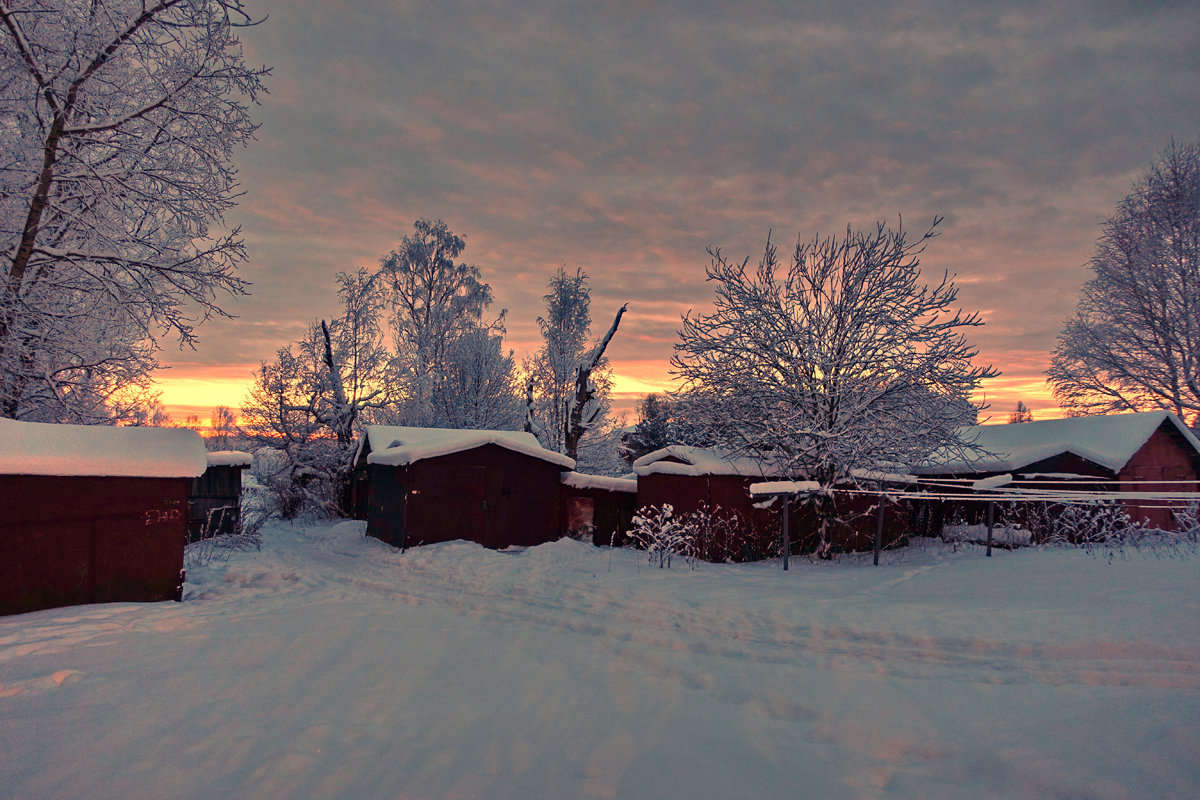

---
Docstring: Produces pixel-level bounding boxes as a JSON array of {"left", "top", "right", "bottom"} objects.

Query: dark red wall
[
  {"left": 1119, "top": 424, "right": 1200, "bottom": 530},
  {"left": 560, "top": 484, "right": 636, "bottom": 547},
  {"left": 367, "top": 444, "right": 566, "bottom": 549},
  {"left": 636, "top": 472, "right": 906, "bottom": 558},
  {"left": 1, "top": 475, "right": 189, "bottom": 616}
]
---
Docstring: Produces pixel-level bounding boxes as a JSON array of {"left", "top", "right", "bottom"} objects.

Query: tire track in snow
[{"left": 208, "top": 529, "right": 1200, "bottom": 692}]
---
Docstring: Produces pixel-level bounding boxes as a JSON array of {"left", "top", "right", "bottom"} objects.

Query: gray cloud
[{"left": 162, "top": 0, "right": 1200, "bottom": 418}]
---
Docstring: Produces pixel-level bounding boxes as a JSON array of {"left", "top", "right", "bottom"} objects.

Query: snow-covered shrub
[
  {"left": 1048, "top": 501, "right": 1137, "bottom": 546},
  {"left": 630, "top": 505, "right": 695, "bottom": 569},
  {"left": 940, "top": 522, "right": 1032, "bottom": 549},
  {"left": 686, "top": 504, "right": 769, "bottom": 563},
  {"left": 184, "top": 499, "right": 265, "bottom": 568},
  {"left": 250, "top": 444, "right": 343, "bottom": 520}
]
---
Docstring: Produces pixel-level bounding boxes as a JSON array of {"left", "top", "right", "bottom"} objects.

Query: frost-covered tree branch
[
  {"left": 1048, "top": 140, "right": 1200, "bottom": 424},
  {"left": 0, "top": 0, "right": 268, "bottom": 420},
  {"left": 672, "top": 217, "right": 998, "bottom": 555}
]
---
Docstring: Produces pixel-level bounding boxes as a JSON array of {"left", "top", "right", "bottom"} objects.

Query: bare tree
[
  {"left": 240, "top": 342, "right": 338, "bottom": 518},
  {"left": 210, "top": 405, "right": 237, "bottom": 449},
  {"left": 1048, "top": 140, "right": 1200, "bottom": 425},
  {"left": 308, "top": 269, "right": 393, "bottom": 448},
  {"left": 564, "top": 302, "right": 626, "bottom": 464},
  {"left": 0, "top": 1, "right": 268, "bottom": 421},
  {"left": 673, "top": 218, "right": 997, "bottom": 556},
  {"left": 240, "top": 269, "right": 392, "bottom": 516}
]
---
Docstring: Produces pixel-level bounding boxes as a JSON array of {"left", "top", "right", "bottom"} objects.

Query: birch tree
[
  {"left": 673, "top": 218, "right": 997, "bottom": 556},
  {"left": 433, "top": 324, "right": 521, "bottom": 430},
  {"left": 380, "top": 219, "right": 499, "bottom": 427},
  {"left": 524, "top": 266, "right": 626, "bottom": 468},
  {"left": 1048, "top": 140, "right": 1200, "bottom": 424},
  {"left": 525, "top": 267, "right": 590, "bottom": 452},
  {"left": 0, "top": 0, "right": 268, "bottom": 421}
]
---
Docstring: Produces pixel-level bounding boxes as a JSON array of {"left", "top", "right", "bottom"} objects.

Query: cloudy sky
[{"left": 157, "top": 0, "right": 1200, "bottom": 423}]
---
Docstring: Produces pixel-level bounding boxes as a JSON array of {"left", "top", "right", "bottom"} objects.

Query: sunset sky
[{"left": 155, "top": 0, "right": 1200, "bottom": 425}]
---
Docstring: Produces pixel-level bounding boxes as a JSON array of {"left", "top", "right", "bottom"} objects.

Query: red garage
[
  {"left": 1, "top": 419, "right": 208, "bottom": 616},
  {"left": 560, "top": 471, "right": 637, "bottom": 547},
  {"left": 357, "top": 426, "right": 576, "bottom": 550},
  {"left": 915, "top": 410, "right": 1200, "bottom": 531},
  {"left": 633, "top": 445, "right": 909, "bottom": 559}
]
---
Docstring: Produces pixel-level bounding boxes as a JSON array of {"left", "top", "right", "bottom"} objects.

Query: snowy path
[{"left": 2, "top": 521, "right": 1198, "bottom": 799}]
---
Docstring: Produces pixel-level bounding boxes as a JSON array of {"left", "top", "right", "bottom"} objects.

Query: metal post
[
  {"left": 873, "top": 490, "right": 885, "bottom": 566},
  {"left": 986, "top": 500, "right": 994, "bottom": 557},
  {"left": 782, "top": 495, "right": 790, "bottom": 571}
]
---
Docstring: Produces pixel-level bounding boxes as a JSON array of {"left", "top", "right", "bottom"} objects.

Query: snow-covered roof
[
  {"left": 632, "top": 445, "right": 790, "bottom": 478},
  {"left": 206, "top": 450, "right": 253, "bottom": 468},
  {"left": 749, "top": 480, "right": 821, "bottom": 496},
  {"left": 561, "top": 472, "right": 637, "bottom": 493},
  {"left": 361, "top": 425, "right": 576, "bottom": 469},
  {"left": 0, "top": 418, "right": 208, "bottom": 479},
  {"left": 915, "top": 411, "right": 1200, "bottom": 475}
]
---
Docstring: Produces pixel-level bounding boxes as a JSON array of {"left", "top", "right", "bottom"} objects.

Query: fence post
[
  {"left": 873, "top": 489, "right": 885, "bottom": 566},
  {"left": 986, "top": 500, "right": 994, "bottom": 557},
  {"left": 781, "top": 494, "right": 790, "bottom": 571}
]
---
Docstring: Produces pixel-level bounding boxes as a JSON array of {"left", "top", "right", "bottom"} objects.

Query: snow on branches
[
  {"left": 1048, "top": 139, "right": 1200, "bottom": 424},
  {"left": 672, "top": 217, "right": 997, "bottom": 556},
  {"left": 0, "top": 0, "right": 268, "bottom": 421}
]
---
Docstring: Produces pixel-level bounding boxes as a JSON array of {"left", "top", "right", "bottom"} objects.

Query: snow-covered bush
[
  {"left": 940, "top": 522, "right": 1032, "bottom": 549},
  {"left": 250, "top": 444, "right": 343, "bottom": 520},
  {"left": 1173, "top": 503, "right": 1200, "bottom": 543},
  {"left": 686, "top": 504, "right": 770, "bottom": 563},
  {"left": 184, "top": 498, "right": 266, "bottom": 568},
  {"left": 630, "top": 505, "right": 695, "bottom": 569}
]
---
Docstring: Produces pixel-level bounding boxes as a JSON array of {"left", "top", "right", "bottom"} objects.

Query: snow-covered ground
[{"left": 2, "top": 522, "right": 1198, "bottom": 800}]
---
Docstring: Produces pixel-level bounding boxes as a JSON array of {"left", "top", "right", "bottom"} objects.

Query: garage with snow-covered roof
[
  {"left": 914, "top": 410, "right": 1200, "bottom": 531},
  {"left": 633, "top": 446, "right": 911, "bottom": 558},
  {"left": 188, "top": 450, "right": 253, "bottom": 541},
  {"left": 0, "top": 419, "right": 208, "bottom": 615},
  {"left": 356, "top": 426, "right": 576, "bottom": 550},
  {"left": 560, "top": 471, "right": 637, "bottom": 546}
]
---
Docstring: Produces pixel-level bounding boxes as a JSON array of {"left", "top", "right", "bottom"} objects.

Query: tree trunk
[{"left": 564, "top": 304, "right": 626, "bottom": 461}]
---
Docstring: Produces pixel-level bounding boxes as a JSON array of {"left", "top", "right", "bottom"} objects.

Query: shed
[
  {"left": 357, "top": 426, "right": 576, "bottom": 549},
  {"left": 188, "top": 450, "right": 252, "bottom": 541},
  {"left": 632, "top": 446, "right": 789, "bottom": 560},
  {"left": 633, "top": 446, "right": 909, "bottom": 559},
  {"left": 915, "top": 411, "right": 1200, "bottom": 531},
  {"left": 560, "top": 472, "right": 637, "bottom": 547},
  {"left": 1, "top": 419, "right": 208, "bottom": 616}
]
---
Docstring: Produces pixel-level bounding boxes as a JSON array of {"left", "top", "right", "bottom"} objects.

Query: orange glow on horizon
[{"left": 156, "top": 362, "right": 1066, "bottom": 427}]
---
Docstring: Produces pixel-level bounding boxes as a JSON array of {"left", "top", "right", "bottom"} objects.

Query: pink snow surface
[
  {"left": 0, "top": 418, "right": 208, "bottom": 478},
  {"left": 1, "top": 523, "right": 1198, "bottom": 799}
]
